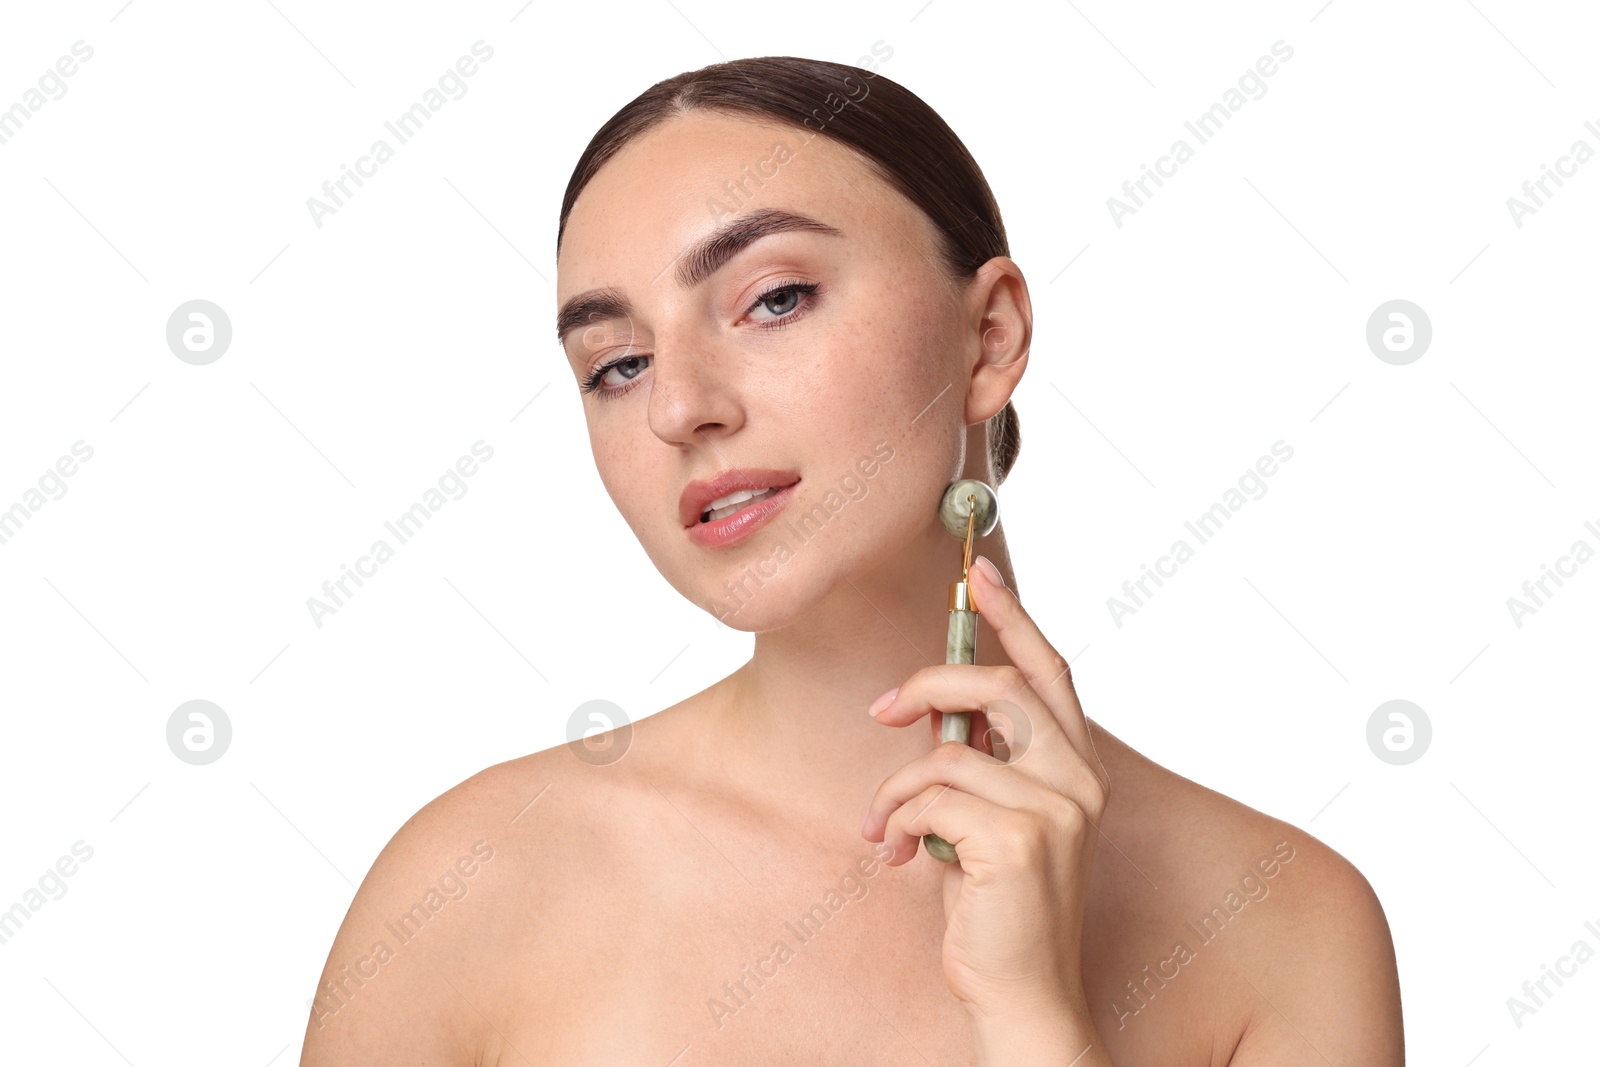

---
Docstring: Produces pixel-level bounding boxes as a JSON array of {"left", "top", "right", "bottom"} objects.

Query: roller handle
[{"left": 922, "top": 601, "right": 976, "bottom": 864}]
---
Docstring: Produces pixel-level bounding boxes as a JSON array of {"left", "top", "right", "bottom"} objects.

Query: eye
[
  {"left": 579, "top": 280, "right": 824, "bottom": 400},
  {"left": 746, "top": 280, "right": 822, "bottom": 329},
  {"left": 581, "top": 354, "right": 649, "bottom": 400}
]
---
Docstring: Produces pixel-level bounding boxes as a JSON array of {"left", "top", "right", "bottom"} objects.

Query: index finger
[{"left": 969, "top": 555, "right": 1095, "bottom": 764}]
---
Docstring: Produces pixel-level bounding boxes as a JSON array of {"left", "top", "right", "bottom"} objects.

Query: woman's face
[{"left": 556, "top": 109, "right": 1022, "bottom": 628}]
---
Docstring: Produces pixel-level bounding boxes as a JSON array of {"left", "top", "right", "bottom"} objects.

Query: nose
[{"left": 646, "top": 334, "right": 743, "bottom": 447}]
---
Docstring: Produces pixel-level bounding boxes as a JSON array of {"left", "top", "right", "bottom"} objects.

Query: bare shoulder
[
  {"left": 295, "top": 742, "right": 592, "bottom": 1065},
  {"left": 1087, "top": 720, "right": 1404, "bottom": 1064}
]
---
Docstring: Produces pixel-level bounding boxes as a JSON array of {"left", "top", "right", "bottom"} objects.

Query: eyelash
[{"left": 580, "top": 279, "right": 823, "bottom": 401}]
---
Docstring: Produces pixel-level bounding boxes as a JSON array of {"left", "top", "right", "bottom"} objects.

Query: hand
[{"left": 859, "top": 554, "right": 1109, "bottom": 1027}]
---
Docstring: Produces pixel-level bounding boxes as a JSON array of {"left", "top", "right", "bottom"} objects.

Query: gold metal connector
[{"left": 949, "top": 579, "right": 978, "bottom": 613}]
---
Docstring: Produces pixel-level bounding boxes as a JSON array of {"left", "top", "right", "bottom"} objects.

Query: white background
[{"left": 1, "top": 0, "right": 1596, "bottom": 1062}]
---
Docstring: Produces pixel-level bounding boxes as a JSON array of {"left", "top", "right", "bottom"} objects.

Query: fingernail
[
  {"left": 974, "top": 554, "right": 1004, "bottom": 588},
  {"left": 869, "top": 686, "right": 899, "bottom": 716}
]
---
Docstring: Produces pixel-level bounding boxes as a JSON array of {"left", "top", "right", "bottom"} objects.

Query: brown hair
[{"left": 557, "top": 55, "right": 1021, "bottom": 484}]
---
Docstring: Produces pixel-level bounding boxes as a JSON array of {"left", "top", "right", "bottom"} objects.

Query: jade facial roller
[{"left": 922, "top": 477, "right": 1000, "bottom": 865}]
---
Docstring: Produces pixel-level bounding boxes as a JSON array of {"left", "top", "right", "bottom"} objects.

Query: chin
[
  {"left": 692, "top": 552, "right": 822, "bottom": 633},
  {"left": 658, "top": 474, "right": 918, "bottom": 629}
]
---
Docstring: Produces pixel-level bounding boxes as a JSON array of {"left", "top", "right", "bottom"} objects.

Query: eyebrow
[{"left": 555, "top": 208, "right": 844, "bottom": 344}]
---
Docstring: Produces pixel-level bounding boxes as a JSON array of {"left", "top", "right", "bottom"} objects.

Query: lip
[
  {"left": 686, "top": 482, "right": 799, "bottom": 549},
  {"left": 681, "top": 468, "right": 801, "bottom": 548}
]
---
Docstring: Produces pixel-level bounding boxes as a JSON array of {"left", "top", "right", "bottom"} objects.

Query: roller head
[{"left": 938, "top": 478, "right": 999, "bottom": 540}]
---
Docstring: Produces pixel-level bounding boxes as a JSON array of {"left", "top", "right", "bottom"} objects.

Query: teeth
[{"left": 702, "top": 486, "right": 776, "bottom": 523}]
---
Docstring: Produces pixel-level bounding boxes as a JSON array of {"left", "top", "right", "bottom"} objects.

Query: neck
[{"left": 700, "top": 515, "right": 1021, "bottom": 833}]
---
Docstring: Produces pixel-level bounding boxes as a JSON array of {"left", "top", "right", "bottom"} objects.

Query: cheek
[
  {"left": 808, "top": 309, "right": 949, "bottom": 423},
  {"left": 793, "top": 298, "right": 965, "bottom": 496},
  {"left": 590, "top": 436, "right": 658, "bottom": 532}
]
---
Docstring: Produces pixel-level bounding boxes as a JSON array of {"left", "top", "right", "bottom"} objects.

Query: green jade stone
[{"left": 924, "top": 604, "right": 977, "bottom": 864}]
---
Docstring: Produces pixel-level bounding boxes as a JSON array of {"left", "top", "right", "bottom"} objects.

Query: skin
[{"left": 299, "top": 109, "right": 1404, "bottom": 1066}]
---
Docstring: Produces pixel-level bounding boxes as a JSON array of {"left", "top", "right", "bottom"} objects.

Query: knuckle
[
  {"left": 1086, "top": 774, "right": 1109, "bottom": 817},
  {"left": 1005, "top": 814, "right": 1051, "bottom": 855},
  {"left": 884, "top": 800, "right": 916, "bottom": 840},
  {"left": 882, "top": 806, "right": 901, "bottom": 838},
  {"left": 993, "top": 664, "right": 1028, "bottom": 698},
  {"left": 1078, "top": 762, "right": 1110, "bottom": 815},
  {"left": 932, "top": 739, "right": 969, "bottom": 768},
  {"left": 1043, "top": 790, "right": 1098, "bottom": 839}
]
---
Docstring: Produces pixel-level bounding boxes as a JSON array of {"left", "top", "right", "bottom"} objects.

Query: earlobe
[
  {"left": 965, "top": 350, "right": 1027, "bottom": 426},
  {"left": 966, "top": 311, "right": 1029, "bottom": 423}
]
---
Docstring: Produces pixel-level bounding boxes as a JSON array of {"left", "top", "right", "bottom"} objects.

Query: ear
[{"left": 961, "top": 256, "right": 1032, "bottom": 425}]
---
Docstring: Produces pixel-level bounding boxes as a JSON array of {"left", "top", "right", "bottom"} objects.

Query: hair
[{"left": 557, "top": 55, "right": 1021, "bottom": 484}]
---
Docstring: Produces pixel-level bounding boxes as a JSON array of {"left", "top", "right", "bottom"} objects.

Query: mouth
[
  {"left": 684, "top": 478, "right": 801, "bottom": 549},
  {"left": 699, "top": 485, "right": 787, "bottom": 524},
  {"left": 679, "top": 468, "right": 802, "bottom": 529}
]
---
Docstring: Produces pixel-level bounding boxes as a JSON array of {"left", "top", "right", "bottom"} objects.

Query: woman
[{"left": 301, "top": 56, "right": 1403, "bottom": 1065}]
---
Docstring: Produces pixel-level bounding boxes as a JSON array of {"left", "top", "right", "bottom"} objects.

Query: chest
[
  {"left": 490, "top": 853, "right": 974, "bottom": 1065},
  {"left": 479, "top": 845, "right": 1226, "bottom": 1067}
]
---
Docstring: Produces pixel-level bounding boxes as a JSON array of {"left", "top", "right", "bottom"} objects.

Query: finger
[
  {"left": 875, "top": 662, "right": 1078, "bottom": 775},
  {"left": 879, "top": 783, "right": 1067, "bottom": 870},
  {"left": 862, "top": 738, "right": 1071, "bottom": 845},
  {"left": 877, "top": 783, "right": 993, "bottom": 866},
  {"left": 967, "top": 555, "right": 1097, "bottom": 764},
  {"left": 877, "top": 663, "right": 1054, "bottom": 735}
]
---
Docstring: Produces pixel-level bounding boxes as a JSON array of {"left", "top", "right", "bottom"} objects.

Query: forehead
[{"left": 556, "top": 109, "right": 930, "bottom": 297}]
